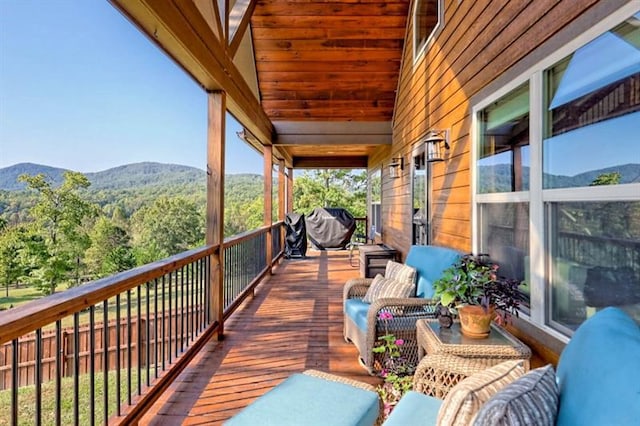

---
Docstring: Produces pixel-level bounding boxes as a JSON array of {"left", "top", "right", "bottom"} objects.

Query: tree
[
  {"left": 293, "top": 169, "right": 367, "bottom": 217},
  {"left": 86, "top": 216, "right": 136, "bottom": 277},
  {"left": 18, "top": 172, "right": 98, "bottom": 294},
  {"left": 131, "top": 196, "right": 204, "bottom": 263},
  {"left": 0, "top": 225, "right": 27, "bottom": 296},
  {"left": 590, "top": 172, "right": 621, "bottom": 186}
]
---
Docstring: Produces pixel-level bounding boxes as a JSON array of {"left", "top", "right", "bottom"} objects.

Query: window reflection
[
  {"left": 478, "top": 83, "right": 530, "bottom": 193},
  {"left": 547, "top": 201, "right": 640, "bottom": 331},
  {"left": 544, "top": 13, "right": 640, "bottom": 189},
  {"left": 478, "top": 202, "right": 530, "bottom": 307}
]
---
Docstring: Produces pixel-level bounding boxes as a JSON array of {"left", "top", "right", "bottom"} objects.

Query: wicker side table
[
  {"left": 417, "top": 319, "right": 531, "bottom": 369},
  {"left": 414, "top": 319, "right": 531, "bottom": 398}
]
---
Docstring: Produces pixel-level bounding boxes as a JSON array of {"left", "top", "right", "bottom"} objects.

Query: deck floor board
[{"left": 141, "top": 250, "right": 380, "bottom": 425}]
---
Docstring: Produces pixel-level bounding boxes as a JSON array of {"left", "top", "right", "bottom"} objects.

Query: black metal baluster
[
  {"left": 11, "top": 339, "right": 18, "bottom": 426},
  {"left": 137, "top": 286, "right": 141, "bottom": 396},
  {"left": 180, "top": 266, "right": 185, "bottom": 353},
  {"left": 168, "top": 270, "right": 173, "bottom": 363},
  {"left": 55, "top": 320, "right": 62, "bottom": 426},
  {"left": 161, "top": 274, "right": 166, "bottom": 371},
  {"left": 103, "top": 300, "right": 109, "bottom": 425},
  {"left": 185, "top": 265, "right": 190, "bottom": 345},
  {"left": 35, "top": 328, "right": 42, "bottom": 426},
  {"left": 155, "top": 277, "right": 159, "bottom": 379},
  {"left": 146, "top": 282, "right": 151, "bottom": 386},
  {"left": 191, "top": 262, "right": 195, "bottom": 341},
  {"left": 116, "top": 294, "right": 121, "bottom": 416},
  {"left": 126, "top": 290, "right": 132, "bottom": 405},
  {"left": 73, "top": 312, "right": 80, "bottom": 426},
  {"left": 89, "top": 306, "right": 95, "bottom": 426}
]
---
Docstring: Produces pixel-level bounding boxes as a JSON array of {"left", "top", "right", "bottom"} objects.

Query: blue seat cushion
[
  {"left": 405, "top": 246, "right": 461, "bottom": 299},
  {"left": 556, "top": 307, "right": 640, "bottom": 426},
  {"left": 344, "top": 298, "right": 371, "bottom": 331},
  {"left": 225, "top": 373, "right": 379, "bottom": 426},
  {"left": 382, "top": 390, "right": 442, "bottom": 426}
]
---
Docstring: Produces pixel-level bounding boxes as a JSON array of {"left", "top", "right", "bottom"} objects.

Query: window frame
[
  {"left": 471, "top": 3, "right": 640, "bottom": 341},
  {"left": 368, "top": 168, "right": 382, "bottom": 237},
  {"left": 413, "top": 0, "right": 444, "bottom": 64}
]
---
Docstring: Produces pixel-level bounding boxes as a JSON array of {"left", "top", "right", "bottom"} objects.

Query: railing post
[
  {"left": 278, "top": 159, "right": 286, "bottom": 257},
  {"left": 207, "top": 90, "right": 226, "bottom": 339},
  {"left": 264, "top": 145, "right": 273, "bottom": 273}
]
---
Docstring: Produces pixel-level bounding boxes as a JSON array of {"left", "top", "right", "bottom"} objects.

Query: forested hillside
[{"left": 0, "top": 163, "right": 366, "bottom": 298}]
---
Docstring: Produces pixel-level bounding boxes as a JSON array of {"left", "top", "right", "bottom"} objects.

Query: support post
[
  {"left": 286, "top": 167, "right": 294, "bottom": 214},
  {"left": 207, "top": 91, "right": 226, "bottom": 339},
  {"left": 264, "top": 145, "right": 273, "bottom": 273},
  {"left": 278, "top": 160, "right": 286, "bottom": 221}
]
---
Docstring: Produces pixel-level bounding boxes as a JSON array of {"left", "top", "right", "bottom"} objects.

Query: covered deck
[{"left": 142, "top": 250, "right": 380, "bottom": 425}]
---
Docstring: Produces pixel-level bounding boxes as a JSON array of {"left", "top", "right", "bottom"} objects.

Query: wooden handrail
[
  {"left": 0, "top": 245, "right": 218, "bottom": 346},
  {"left": 223, "top": 221, "right": 283, "bottom": 247}
]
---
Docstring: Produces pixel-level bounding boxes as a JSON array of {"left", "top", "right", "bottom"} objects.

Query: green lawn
[
  {"left": 0, "top": 368, "right": 151, "bottom": 425},
  {"left": 0, "top": 286, "right": 42, "bottom": 310}
]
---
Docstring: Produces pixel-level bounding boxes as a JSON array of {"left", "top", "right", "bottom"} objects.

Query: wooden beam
[
  {"left": 228, "top": 0, "right": 257, "bottom": 57},
  {"left": 264, "top": 145, "right": 273, "bottom": 271},
  {"left": 275, "top": 134, "right": 391, "bottom": 145},
  {"left": 286, "top": 167, "right": 294, "bottom": 213},
  {"left": 110, "top": 0, "right": 273, "bottom": 145},
  {"left": 293, "top": 156, "right": 368, "bottom": 169},
  {"left": 192, "top": 0, "right": 222, "bottom": 40},
  {"left": 207, "top": 91, "right": 226, "bottom": 338}
]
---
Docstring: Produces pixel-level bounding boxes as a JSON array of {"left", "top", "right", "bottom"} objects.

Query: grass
[
  {"left": 0, "top": 286, "right": 42, "bottom": 310},
  {"left": 0, "top": 368, "right": 153, "bottom": 425}
]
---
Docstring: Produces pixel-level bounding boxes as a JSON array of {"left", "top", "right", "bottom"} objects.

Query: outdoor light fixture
[
  {"left": 424, "top": 129, "right": 450, "bottom": 162},
  {"left": 389, "top": 157, "right": 404, "bottom": 178}
]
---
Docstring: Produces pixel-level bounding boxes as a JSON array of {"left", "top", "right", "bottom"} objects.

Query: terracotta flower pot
[{"left": 458, "top": 305, "right": 496, "bottom": 338}]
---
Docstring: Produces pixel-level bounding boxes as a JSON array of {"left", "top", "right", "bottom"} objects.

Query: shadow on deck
[{"left": 142, "top": 250, "right": 380, "bottom": 425}]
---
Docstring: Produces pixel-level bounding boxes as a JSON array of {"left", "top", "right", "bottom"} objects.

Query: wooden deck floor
[{"left": 141, "top": 250, "right": 380, "bottom": 425}]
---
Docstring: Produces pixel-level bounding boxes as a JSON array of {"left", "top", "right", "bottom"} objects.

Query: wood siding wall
[{"left": 384, "top": 0, "right": 605, "bottom": 257}]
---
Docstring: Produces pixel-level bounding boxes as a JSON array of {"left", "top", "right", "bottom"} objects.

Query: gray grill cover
[{"left": 305, "top": 208, "right": 356, "bottom": 250}]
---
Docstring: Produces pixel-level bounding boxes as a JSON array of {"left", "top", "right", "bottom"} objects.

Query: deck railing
[
  {"left": 0, "top": 222, "right": 286, "bottom": 425},
  {"left": 0, "top": 245, "right": 218, "bottom": 425}
]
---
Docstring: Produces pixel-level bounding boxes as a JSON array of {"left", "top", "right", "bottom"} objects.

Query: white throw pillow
[{"left": 363, "top": 274, "right": 415, "bottom": 303}]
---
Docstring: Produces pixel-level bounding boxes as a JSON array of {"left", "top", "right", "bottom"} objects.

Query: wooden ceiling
[
  {"left": 250, "top": 0, "right": 410, "bottom": 166},
  {"left": 110, "top": 0, "right": 410, "bottom": 168}
]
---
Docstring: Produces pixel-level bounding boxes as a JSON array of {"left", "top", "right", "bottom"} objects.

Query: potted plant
[{"left": 433, "top": 254, "right": 524, "bottom": 338}]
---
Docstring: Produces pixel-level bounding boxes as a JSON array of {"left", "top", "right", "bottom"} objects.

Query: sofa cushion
[
  {"left": 472, "top": 364, "right": 558, "bottom": 426},
  {"left": 225, "top": 372, "right": 379, "bottom": 426},
  {"left": 344, "top": 298, "right": 371, "bottom": 331},
  {"left": 437, "top": 360, "right": 525, "bottom": 426},
  {"left": 363, "top": 274, "right": 414, "bottom": 304},
  {"left": 385, "top": 261, "right": 417, "bottom": 287},
  {"left": 382, "top": 391, "right": 442, "bottom": 426},
  {"left": 405, "top": 245, "right": 461, "bottom": 298},
  {"left": 556, "top": 307, "right": 640, "bottom": 426}
]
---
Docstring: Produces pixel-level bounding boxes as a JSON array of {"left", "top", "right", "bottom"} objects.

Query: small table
[
  {"left": 358, "top": 244, "right": 398, "bottom": 278},
  {"left": 416, "top": 319, "right": 531, "bottom": 370}
]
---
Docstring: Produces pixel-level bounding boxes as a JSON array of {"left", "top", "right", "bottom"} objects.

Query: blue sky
[{"left": 0, "top": 0, "right": 263, "bottom": 174}]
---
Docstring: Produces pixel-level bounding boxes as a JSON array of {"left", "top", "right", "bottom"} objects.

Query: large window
[
  {"left": 474, "top": 7, "right": 640, "bottom": 337},
  {"left": 413, "top": 0, "right": 443, "bottom": 61}
]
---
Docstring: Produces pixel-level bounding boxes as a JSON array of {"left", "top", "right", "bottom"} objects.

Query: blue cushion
[
  {"left": 382, "top": 390, "right": 442, "bottom": 426},
  {"left": 556, "top": 307, "right": 640, "bottom": 426},
  {"left": 225, "top": 373, "right": 379, "bottom": 426},
  {"left": 405, "top": 245, "right": 461, "bottom": 298},
  {"left": 344, "top": 299, "right": 371, "bottom": 331}
]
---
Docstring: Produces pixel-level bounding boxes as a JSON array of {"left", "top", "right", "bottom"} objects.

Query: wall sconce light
[
  {"left": 425, "top": 129, "right": 450, "bottom": 162},
  {"left": 389, "top": 157, "right": 404, "bottom": 178}
]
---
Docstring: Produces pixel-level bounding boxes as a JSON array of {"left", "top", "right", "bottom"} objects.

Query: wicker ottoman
[{"left": 225, "top": 370, "right": 380, "bottom": 426}]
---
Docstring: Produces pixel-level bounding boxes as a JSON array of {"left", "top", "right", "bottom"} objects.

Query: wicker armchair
[{"left": 343, "top": 245, "right": 461, "bottom": 374}]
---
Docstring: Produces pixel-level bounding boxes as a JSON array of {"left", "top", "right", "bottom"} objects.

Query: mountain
[
  {"left": 478, "top": 163, "right": 640, "bottom": 192},
  {"left": 0, "top": 162, "right": 206, "bottom": 191},
  {"left": 0, "top": 163, "right": 69, "bottom": 191}
]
